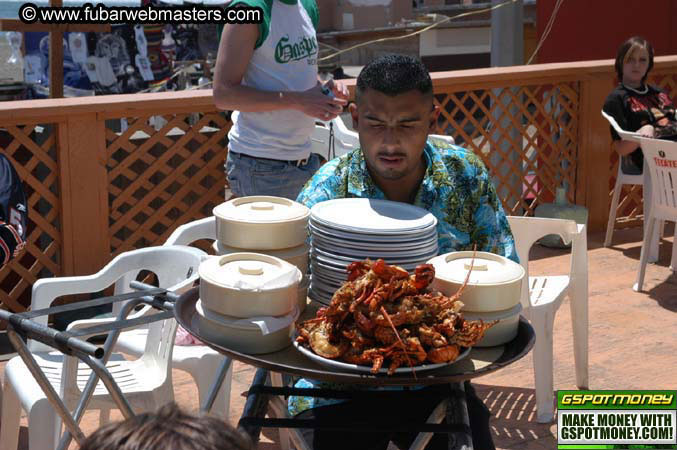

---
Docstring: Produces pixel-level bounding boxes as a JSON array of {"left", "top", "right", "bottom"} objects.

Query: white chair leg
[
  {"left": 0, "top": 381, "right": 22, "bottom": 450},
  {"left": 28, "top": 399, "right": 61, "bottom": 450},
  {"left": 670, "top": 224, "right": 677, "bottom": 272},
  {"left": 649, "top": 220, "right": 661, "bottom": 263},
  {"left": 568, "top": 292, "right": 588, "bottom": 390},
  {"left": 194, "top": 355, "right": 233, "bottom": 419},
  {"left": 604, "top": 176, "right": 623, "bottom": 247},
  {"left": 635, "top": 217, "right": 657, "bottom": 292},
  {"left": 530, "top": 308, "right": 556, "bottom": 423}
]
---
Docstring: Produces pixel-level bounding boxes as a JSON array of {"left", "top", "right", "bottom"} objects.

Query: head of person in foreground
[{"left": 78, "top": 403, "right": 254, "bottom": 450}]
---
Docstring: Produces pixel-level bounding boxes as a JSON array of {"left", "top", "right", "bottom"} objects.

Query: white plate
[
  {"left": 308, "top": 286, "right": 333, "bottom": 304},
  {"left": 311, "top": 246, "right": 436, "bottom": 266},
  {"left": 310, "top": 269, "right": 346, "bottom": 286},
  {"left": 310, "top": 231, "right": 438, "bottom": 251},
  {"left": 309, "top": 218, "right": 438, "bottom": 239},
  {"left": 294, "top": 341, "right": 471, "bottom": 374},
  {"left": 312, "top": 242, "right": 439, "bottom": 260},
  {"left": 309, "top": 276, "right": 342, "bottom": 294},
  {"left": 310, "top": 199, "right": 437, "bottom": 234}
]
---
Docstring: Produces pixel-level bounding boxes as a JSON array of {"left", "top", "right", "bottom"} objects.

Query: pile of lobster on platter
[{"left": 296, "top": 259, "right": 496, "bottom": 375}]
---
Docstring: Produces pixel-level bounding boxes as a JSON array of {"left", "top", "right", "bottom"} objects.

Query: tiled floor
[{"left": 2, "top": 226, "right": 676, "bottom": 449}]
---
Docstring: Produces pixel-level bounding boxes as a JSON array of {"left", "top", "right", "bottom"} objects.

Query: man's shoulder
[
  {"left": 428, "top": 141, "right": 487, "bottom": 175},
  {"left": 314, "top": 151, "right": 355, "bottom": 180}
]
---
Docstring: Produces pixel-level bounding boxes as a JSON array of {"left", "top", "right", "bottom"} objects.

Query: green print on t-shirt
[{"left": 274, "top": 34, "right": 317, "bottom": 63}]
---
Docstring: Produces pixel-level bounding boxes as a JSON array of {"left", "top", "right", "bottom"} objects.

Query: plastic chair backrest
[
  {"left": 29, "top": 246, "right": 206, "bottom": 352},
  {"left": 506, "top": 216, "right": 580, "bottom": 308},
  {"left": 164, "top": 216, "right": 216, "bottom": 247},
  {"left": 639, "top": 137, "right": 677, "bottom": 221},
  {"left": 601, "top": 110, "right": 641, "bottom": 143}
]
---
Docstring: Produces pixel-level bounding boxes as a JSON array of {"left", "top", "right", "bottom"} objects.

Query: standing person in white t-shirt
[{"left": 213, "top": 0, "right": 349, "bottom": 200}]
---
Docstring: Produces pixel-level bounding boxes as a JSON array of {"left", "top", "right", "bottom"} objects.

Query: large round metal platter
[
  {"left": 309, "top": 218, "right": 438, "bottom": 240},
  {"left": 310, "top": 199, "right": 437, "bottom": 234},
  {"left": 294, "top": 341, "right": 471, "bottom": 374},
  {"left": 309, "top": 230, "right": 437, "bottom": 251}
]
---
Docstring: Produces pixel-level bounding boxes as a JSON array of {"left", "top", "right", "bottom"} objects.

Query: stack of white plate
[{"left": 308, "top": 198, "right": 438, "bottom": 305}]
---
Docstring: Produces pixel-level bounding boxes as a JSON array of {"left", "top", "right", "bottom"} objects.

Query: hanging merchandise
[
  {"left": 95, "top": 33, "right": 131, "bottom": 77},
  {"left": 84, "top": 56, "right": 99, "bottom": 83},
  {"left": 24, "top": 54, "right": 43, "bottom": 84},
  {"left": 94, "top": 56, "right": 118, "bottom": 88},
  {"left": 135, "top": 54, "right": 155, "bottom": 81},
  {"left": 6, "top": 32, "right": 22, "bottom": 65},
  {"left": 134, "top": 25, "right": 148, "bottom": 57},
  {"left": 160, "top": 25, "right": 176, "bottom": 64},
  {"left": 68, "top": 33, "right": 88, "bottom": 65},
  {"left": 0, "top": 32, "right": 24, "bottom": 83}
]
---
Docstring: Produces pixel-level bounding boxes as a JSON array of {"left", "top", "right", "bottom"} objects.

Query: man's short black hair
[{"left": 356, "top": 54, "right": 433, "bottom": 102}]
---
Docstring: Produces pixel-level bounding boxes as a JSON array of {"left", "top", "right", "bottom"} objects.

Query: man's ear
[
  {"left": 349, "top": 102, "right": 359, "bottom": 129},
  {"left": 428, "top": 104, "right": 441, "bottom": 134}
]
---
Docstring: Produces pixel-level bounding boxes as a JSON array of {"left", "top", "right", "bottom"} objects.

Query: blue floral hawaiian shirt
[{"left": 289, "top": 138, "right": 518, "bottom": 417}]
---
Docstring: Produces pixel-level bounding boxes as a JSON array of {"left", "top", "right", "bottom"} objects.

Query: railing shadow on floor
[{"left": 474, "top": 383, "right": 557, "bottom": 450}]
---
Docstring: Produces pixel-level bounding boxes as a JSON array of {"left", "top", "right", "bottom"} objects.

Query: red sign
[{"left": 653, "top": 157, "right": 677, "bottom": 168}]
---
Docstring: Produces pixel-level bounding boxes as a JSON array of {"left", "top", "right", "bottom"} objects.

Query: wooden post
[
  {"left": 49, "top": 0, "right": 64, "bottom": 98},
  {"left": 58, "top": 114, "right": 110, "bottom": 275},
  {"left": 577, "top": 73, "right": 613, "bottom": 233}
]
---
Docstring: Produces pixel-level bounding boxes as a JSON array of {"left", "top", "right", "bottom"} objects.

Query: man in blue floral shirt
[{"left": 292, "top": 54, "right": 515, "bottom": 449}]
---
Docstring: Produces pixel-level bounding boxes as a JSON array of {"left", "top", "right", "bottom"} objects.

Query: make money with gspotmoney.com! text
[{"left": 18, "top": 2, "right": 262, "bottom": 24}]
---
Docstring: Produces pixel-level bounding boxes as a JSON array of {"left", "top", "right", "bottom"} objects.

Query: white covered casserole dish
[
  {"left": 199, "top": 252, "right": 302, "bottom": 318},
  {"left": 427, "top": 251, "right": 524, "bottom": 312},
  {"left": 213, "top": 196, "right": 310, "bottom": 250}
]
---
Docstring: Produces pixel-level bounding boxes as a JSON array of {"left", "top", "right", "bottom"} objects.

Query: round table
[
  {"left": 175, "top": 287, "right": 535, "bottom": 450},
  {"left": 175, "top": 286, "right": 535, "bottom": 385}
]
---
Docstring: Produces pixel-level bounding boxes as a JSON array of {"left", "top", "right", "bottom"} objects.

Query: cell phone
[{"left": 321, "top": 85, "right": 335, "bottom": 98}]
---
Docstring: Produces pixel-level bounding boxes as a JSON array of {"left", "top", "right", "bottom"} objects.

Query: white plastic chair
[
  {"left": 311, "top": 117, "right": 360, "bottom": 159},
  {"left": 506, "top": 216, "right": 588, "bottom": 423},
  {"left": 311, "top": 116, "right": 455, "bottom": 159},
  {"left": 0, "top": 245, "right": 206, "bottom": 450},
  {"left": 113, "top": 216, "right": 233, "bottom": 419},
  {"left": 633, "top": 138, "right": 677, "bottom": 292},
  {"left": 602, "top": 110, "right": 661, "bottom": 259}
]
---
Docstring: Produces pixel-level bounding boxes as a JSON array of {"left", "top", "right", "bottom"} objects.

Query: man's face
[{"left": 350, "top": 88, "right": 439, "bottom": 182}]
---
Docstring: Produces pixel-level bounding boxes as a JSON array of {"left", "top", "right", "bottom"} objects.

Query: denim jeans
[{"left": 225, "top": 151, "right": 323, "bottom": 200}]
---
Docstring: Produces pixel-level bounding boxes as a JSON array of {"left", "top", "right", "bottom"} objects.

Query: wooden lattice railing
[
  {"left": 434, "top": 81, "right": 580, "bottom": 216},
  {"left": 105, "top": 112, "right": 229, "bottom": 255},
  {"left": 0, "top": 56, "right": 676, "bottom": 311}
]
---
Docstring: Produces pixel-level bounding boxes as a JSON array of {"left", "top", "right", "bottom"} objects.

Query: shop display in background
[
  {"left": 9, "top": 18, "right": 217, "bottom": 99},
  {"left": 0, "top": 32, "right": 24, "bottom": 86}
]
